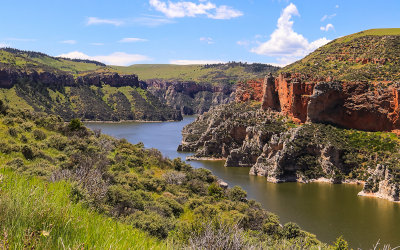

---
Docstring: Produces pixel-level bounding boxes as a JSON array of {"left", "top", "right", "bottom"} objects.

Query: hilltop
[
  {"left": 114, "top": 62, "right": 279, "bottom": 84},
  {"left": 282, "top": 28, "right": 400, "bottom": 83}
]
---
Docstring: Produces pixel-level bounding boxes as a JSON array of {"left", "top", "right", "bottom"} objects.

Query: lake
[{"left": 86, "top": 116, "right": 400, "bottom": 248}]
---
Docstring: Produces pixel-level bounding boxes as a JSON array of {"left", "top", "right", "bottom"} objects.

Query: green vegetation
[
  {"left": 0, "top": 170, "right": 166, "bottom": 249},
  {"left": 282, "top": 28, "right": 400, "bottom": 83},
  {"left": 0, "top": 103, "right": 333, "bottom": 248},
  {"left": 113, "top": 62, "right": 279, "bottom": 85}
]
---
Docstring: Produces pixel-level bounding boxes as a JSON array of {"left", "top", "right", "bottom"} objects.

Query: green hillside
[
  {"left": 114, "top": 62, "right": 279, "bottom": 84},
  {"left": 282, "top": 28, "right": 400, "bottom": 83},
  {"left": 0, "top": 48, "right": 109, "bottom": 75},
  {"left": 0, "top": 102, "right": 338, "bottom": 248}
]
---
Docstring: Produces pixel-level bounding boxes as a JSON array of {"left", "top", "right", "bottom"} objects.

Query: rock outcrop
[
  {"left": 145, "top": 79, "right": 235, "bottom": 115},
  {"left": 179, "top": 102, "right": 400, "bottom": 202},
  {"left": 260, "top": 73, "right": 400, "bottom": 131}
]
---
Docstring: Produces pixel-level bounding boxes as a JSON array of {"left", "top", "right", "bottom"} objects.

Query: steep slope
[
  {"left": 0, "top": 48, "right": 181, "bottom": 121},
  {"left": 259, "top": 29, "right": 400, "bottom": 131}
]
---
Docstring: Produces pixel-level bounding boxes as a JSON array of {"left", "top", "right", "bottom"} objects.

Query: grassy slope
[
  {"left": 282, "top": 28, "right": 400, "bottom": 83},
  {"left": 113, "top": 63, "right": 278, "bottom": 84},
  {"left": 0, "top": 170, "right": 166, "bottom": 249}
]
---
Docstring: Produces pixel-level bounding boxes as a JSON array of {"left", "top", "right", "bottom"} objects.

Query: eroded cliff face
[
  {"left": 261, "top": 73, "right": 400, "bottom": 131},
  {"left": 179, "top": 102, "right": 400, "bottom": 202},
  {"left": 146, "top": 79, "right": 235, "bottom": 115}
]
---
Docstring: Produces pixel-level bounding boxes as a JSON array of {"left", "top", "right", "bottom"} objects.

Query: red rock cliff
[{"left": 261, "top": 73, "right": 400, "bottom": 131}]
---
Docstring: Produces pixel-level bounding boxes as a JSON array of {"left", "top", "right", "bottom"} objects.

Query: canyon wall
[
  {"left": 146, "top": 79, "right": 235, "bottom": 115},
  {"left": 261, "top": 73, "right": 400, "bottom": 131}
]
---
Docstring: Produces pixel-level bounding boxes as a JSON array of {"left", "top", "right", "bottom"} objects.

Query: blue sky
[{"left": 1, "top": 0, "right": 399, "bottom": 66}]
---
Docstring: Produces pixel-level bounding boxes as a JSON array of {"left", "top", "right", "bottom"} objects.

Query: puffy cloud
[
  {"left": 60, "top": 40, "right": 77, "bottom": 44},
  {"left": 320, "top": 23, "right": 334, "bottom": 31},
  {"left": 170, "top": 59, "right": 225, "bottom": 65},
  {"left": 149, "top": 0, "right": 242, "bottom": 19},
  {"left": 58, "top": 51, "right": 151, "bottom": 66},
  {"left": 251, "top": 3, "right": 330, "bottom": 65},
  {"left": 335, "top": 5, "right": 339, "bottom": 8},
  {"left": 0, "top": 43, "right": 9, "bottom": 48},
  {"left": 200, "top": 37, "right": 214, "bottom": 44},
  {"left": 86, "top": 17, "right": 124, "bottom": 26},
  {"left": 119, "top": 38, "right": 148, "bottom": 43}
]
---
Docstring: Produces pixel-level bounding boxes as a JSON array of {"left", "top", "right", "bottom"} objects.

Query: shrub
[
  {"left": 8, "top": 127, "right": 18, "bottom": 137},
  {"left": 156, "top": 196, "right": 183, "bottom": 217},
  {"left": 163, "top": 171, "right": 186, "bottom": 185},
  {"left": 127, "top": 211, "right": 174, "bottom": 238},
  {"left": 68, "top": 118, "right": 83, "bottom": 131},
  {"left": 282, "top": 222, "right": 301, "bottom": 239},
  {"left": 47, "top": 134, "right": 68, "bottom": 150},
  {"left": 333, "top": 236, "right": 349, "bottom": 250},
  {"left": 20, "top": 122, "right": 34, "bottom": 132},
  {"left": 20, "top": 135, "right": 28, "bottom": 143},
  {"left": 22, "top": 145, "right": 38, "bottom": 160},
  {"left": 207, "top": 183, "right": 224, "bottom": 199},
  {"left": 227, "top": 186, "right": 247, "bottom": 202},
  {"left": 33, "top": 129, "right": 47, "bottom": 140}
]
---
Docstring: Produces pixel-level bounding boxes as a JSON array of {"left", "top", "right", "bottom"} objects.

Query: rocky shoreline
[{"left": 178, "top": 101, "right": 400, "bottom": 202}]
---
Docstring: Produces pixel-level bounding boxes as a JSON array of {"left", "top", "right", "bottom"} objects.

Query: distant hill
[{"left": 113, "top": 62, "right": 279, "bottom": 85}]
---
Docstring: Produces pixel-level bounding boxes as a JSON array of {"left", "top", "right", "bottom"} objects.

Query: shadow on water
[{"left": 86, "top": 117, "right": 400, "bottom": 249}]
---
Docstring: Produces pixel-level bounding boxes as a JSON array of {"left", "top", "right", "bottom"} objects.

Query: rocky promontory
[{"left": 179, "top": 102, "right": 400, "bottom": 202}]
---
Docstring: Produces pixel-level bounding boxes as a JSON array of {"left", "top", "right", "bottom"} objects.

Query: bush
[
  {"left": 127, "top": 211, "right": 174, "bottom": 238},
  {"left": 22, "top": 145, "right": 38, "bottom": 160},
  {"left": 333, "top": 236, "right": 349, "bottom": 250},
  {"left": 68, "top": 118, "right": 83, "bottom": 131},
  {"left": 282, "top": 222, "right": 301, "bottom": 239},
  {"left": 47, "top": 134, "right": 68, "bottom": 150},
  {"left": 8, "top": 127, "right": 18, "bottom": 137},
  {"left": 208, "top": 183, "right": 224, "bottom": 199},
  {"left": 227, "top": 186, "right": 247, "bottom": 202},
  {"left": 33, "top": 129, "right": 47, "bottom": 140}
]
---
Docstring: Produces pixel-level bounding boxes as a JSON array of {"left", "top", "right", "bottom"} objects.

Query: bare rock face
[
  {"left": 146, "top": 79, "right": 234, "bottom": 115},
  {"left": 360, "top": 164, "right": 400, "bottom": 202},
  {"left": 260, "top": 73, "right": 400, "bottom": 131}
]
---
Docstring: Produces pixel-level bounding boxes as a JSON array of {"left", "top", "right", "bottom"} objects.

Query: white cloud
[
  {"left": 60, "top": 40, "right": 77, "bottom": 44},
  {"left": 0, "top": 43, "right": 9, "bottom": 48},
  {"left": 86, "top": 17, "right": 124, "bottom": 26},
  {"left": 170, "top": 59, "right": 225, "bottom": 65},
  {"left": 320, "top": 13, "right": 336, "bottom": 22},
  {"left": 200, "top": 37, "right": 214, "bottom": 44},
  {"left": 320, "top": 23, "right": 334, "bottom": 32},
  {"left": 90, "top": 43, "right": 104, "bottom": 46},
  {"left": 149, "top": 0, "right": 242, "bottom": 19},
  {"left": 119, "top": 38, "right": 148, "bottom": 43},
  {"left": 335, "top": 5, "right": 339, "bottom": 8},
  {"left": 237, "top": 40, "right": 250, "bottom": 46},
  {"left": 58, "top": 51, "right": 151, "bottom": 66},
  {"left": 251, "top": 3, "right": 330, "bottom": 65}
]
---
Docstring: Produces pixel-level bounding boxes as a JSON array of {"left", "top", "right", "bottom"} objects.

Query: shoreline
[
  {"left": 357, "top": 191, "right": 400, "bottom": 203},
  {"left": 186, "top": 156, "right": 227, "bottom": 161},
  {"left": 83, "top": 119, "right": 180, "bottom": 124}
]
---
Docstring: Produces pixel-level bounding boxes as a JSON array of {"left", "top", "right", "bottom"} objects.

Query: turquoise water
[{"left": 86, "top": 117, "right": 400, "bottom": 248}]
